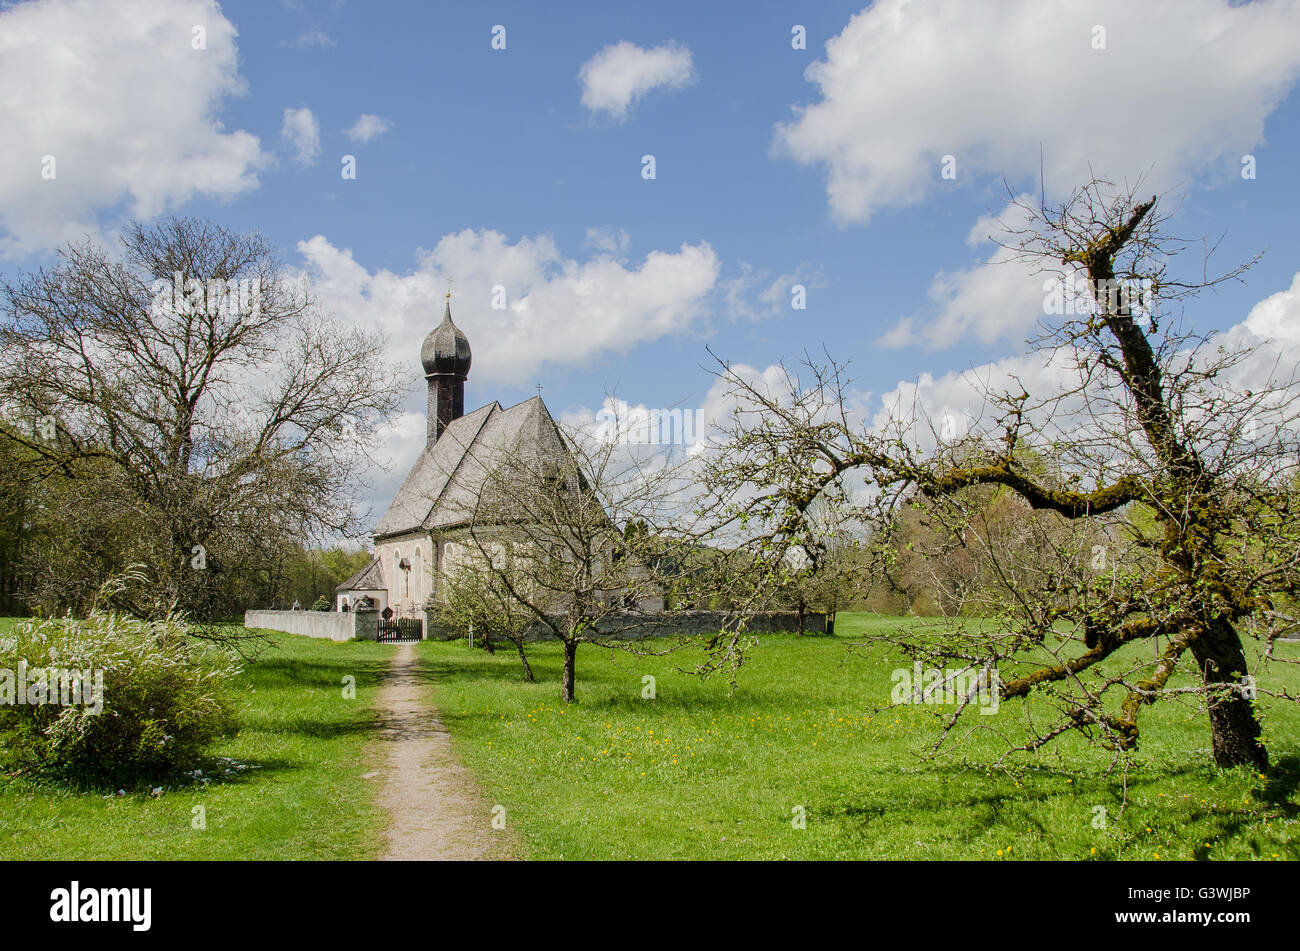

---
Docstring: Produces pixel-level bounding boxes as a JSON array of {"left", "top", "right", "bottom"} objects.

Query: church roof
[
  {"left": 373, "top": 395, "right": 570, "bottom": 540},
  {"left": 336, "top": 555, "right": 386, "bottom": 592}
]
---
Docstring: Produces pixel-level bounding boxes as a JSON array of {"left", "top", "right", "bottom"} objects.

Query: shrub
[
  {"left": 0, "top": 612, "right": 241, "bottom": 784},
  {"left": 312, "top": 596, "right": 331, "bottom": 612}
]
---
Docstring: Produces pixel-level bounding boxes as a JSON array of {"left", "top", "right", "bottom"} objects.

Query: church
[{"left": 335, "top": 292, "right": 572, "bottom": 616}]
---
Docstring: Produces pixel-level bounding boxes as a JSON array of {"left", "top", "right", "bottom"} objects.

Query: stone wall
[
  {"left": 244, "top": 608, "right": 380, "bottom": 642},
  {"left": 426, "top": 609, "right": 826, "bottom": 642}
]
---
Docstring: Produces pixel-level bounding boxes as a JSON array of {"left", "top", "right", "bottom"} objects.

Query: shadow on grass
[
  {"left": 814, "top": 755, "right": 1300, "bottom": 858},
  {"left": 412, "top": 647, "right": 820, "bottom": 713},
  {"left": 244, "top": 657, "right": 391, "bottom": 691},
  {"left": 1255, "top": 755, "right": 1300, "bottom": 815},
  {"left": 2, "top": 752, "right": 303, "bottom": 796},
  {"left": 235, "top": 711, "right": 383, "bottom": 739}
]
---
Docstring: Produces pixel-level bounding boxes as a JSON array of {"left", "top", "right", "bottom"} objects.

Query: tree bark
[
  {"left": 1190, "top": 618, "right": 1268, "bottom": 770},
  {"left": 561, "top": 638, "right": 577, "bottom": 702},
  {"left": 514, "top": 639, "right": 535, "bottom": 682}
]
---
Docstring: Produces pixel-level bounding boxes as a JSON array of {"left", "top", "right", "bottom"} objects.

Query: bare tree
[
  {"left": 0, "top": 217, "right": 406, "bottom": 618},
  {"left": 435, "top": 413, "right": 692, "bottom": 702},
  {"left": 700, "top": 180, "right": 1300, "bottom": 770},
  {"left": 435, "top": 550, "right": 536, "bottom": 681}
]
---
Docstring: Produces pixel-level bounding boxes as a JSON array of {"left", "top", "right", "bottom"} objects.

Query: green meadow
[
  {"left": 0, "top": 629, "right": 390, "bottom": 860},
  {"left": 1, "top": 614, "right": 1296, "bottom": 860},
  {"left": 419, "top": 614, "right": 1300, "bottom": 861}
]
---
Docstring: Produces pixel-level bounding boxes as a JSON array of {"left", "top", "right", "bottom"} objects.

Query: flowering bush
[{"left": 0, "top": 612, "right": 241, "bottom": 784}]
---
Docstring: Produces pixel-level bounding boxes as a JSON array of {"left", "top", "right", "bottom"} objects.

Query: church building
[{"left": 336, "top": 292, "right": 571, "bottom": 616}]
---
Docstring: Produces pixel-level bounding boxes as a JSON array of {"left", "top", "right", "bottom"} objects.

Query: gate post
[{"left": 353, "top": 607, "right": 379, "bottom": 641}]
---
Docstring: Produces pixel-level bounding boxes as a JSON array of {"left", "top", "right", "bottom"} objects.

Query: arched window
[{"left": 413, "top": 548, "right": 423, "bottom": 601}]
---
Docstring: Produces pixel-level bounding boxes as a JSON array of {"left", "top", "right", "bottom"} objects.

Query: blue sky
[{"left": 4, "top": 0, "right": 1300, "bottom": 524}]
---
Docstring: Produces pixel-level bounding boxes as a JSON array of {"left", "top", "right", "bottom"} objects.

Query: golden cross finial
[{"left": 445, "top": 277, "right": 453, "bottom": 300}]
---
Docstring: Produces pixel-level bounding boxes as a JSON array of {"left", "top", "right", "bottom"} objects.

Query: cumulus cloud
[
  {"left": 579, "top": 40, "right": 696, "bottom": 121},
  {"left": 583, "top": 226, "right": 631, "bottom": 259},
  {"left": 295, "top": 229, "right": 720, "bottom": 385},
  {"left": 286, "top": 29, "right": 334, "bottom": 49},
  {"left": 345, "top": 114, "right": 393, "bottom": 144},
  {"left": 0, "top": 0, "right": 266, "bottom": 258},
  {"left": 721, "top": 261, "right": 825, "bottom": 323},
  {"left": 778, "top": 0, "right": 1300, "bottom": 224},
  {"left": 880, "top": 199, "right": 1048, "bottom": 349},
  {"left": 1241, "top": 271, "right": 1300, "bottom": 345},
  {"left": 874, "top": 271, "right": 1300, "bottom": 455},
  {"left": 1220, "top": 271, "right": 1300, "bottom": 393},
  {"left": 281, "top": 106, "right": 322, "bottom": 166}
]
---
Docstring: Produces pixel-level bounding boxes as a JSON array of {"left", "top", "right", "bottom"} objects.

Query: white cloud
[
  {"left": 881, "top": 198, "right": 1048, "bottom": 349},
  {"left": 1242, "top": 271, "right": 1300, "bottom": 344},
  {"left": 1221, "top": 271, "right": 1300, "bottom": 397},
  {"left": 281, "top": 107, "right": 321, "bottom": 166},
  {"left": 286, "top": 29, "right": 334, "bottom": 49},
  {"left": 583, "top": 226, "right": 631, "bottom": 259},
  {"left": 778, "top": 0, "right": 1300, "bottom": 224},
  {"left": 295, "top": 229, "right": 720, "bottom": 385},
  {"left": 0, "top": 0, "right": 266, "bottom": 258},
  {"left": 345, "top": 114, "right": 393, "bottom": 144},
  {"left": 873, "top": 273, "right": 1300, "bottom": 455},
  {"left": 579, "top": 40, "right": 696, "bottom": 121},
  {"left": 722, "top": 261, "right": 825, "bottom": 322}
]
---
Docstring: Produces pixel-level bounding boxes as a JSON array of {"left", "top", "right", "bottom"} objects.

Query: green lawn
[
  {"left": 0, "top": 628, "right": 392, "bottom": 860},
  {"left": 420, "top": 613, "right": 1300, "bottom": 860},
  {"left": 2, "top": 614, "right": 1296, "bottom": 860}
]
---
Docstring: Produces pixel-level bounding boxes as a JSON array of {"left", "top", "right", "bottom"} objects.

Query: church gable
[
  {"left": 373, "top": 402, "right": 499, "bottom": 539},
  {"left": 429, "top": 396, "right": 572, "bottom": 531}
]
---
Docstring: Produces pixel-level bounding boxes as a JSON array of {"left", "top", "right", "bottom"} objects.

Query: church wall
[{"left": 373, "top": 531, "right": 433, "bottom": 616}]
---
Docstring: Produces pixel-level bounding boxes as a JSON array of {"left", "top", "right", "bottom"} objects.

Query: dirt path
[{"left": 370, "top": 643, "right": 513, "bottom": 860}]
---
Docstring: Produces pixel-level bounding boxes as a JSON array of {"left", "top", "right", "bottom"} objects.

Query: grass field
[
  {"left": 1, "top": 613, "right": 1296, "bottom": 860},
  {"left": 420, "top": 613, "right": 1300, "bottom": 860},
  {"left": 0, "top": 628, "right": 391, "bottom": 860}
]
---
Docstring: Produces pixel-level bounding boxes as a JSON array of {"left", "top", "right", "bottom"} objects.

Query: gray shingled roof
[
  {"left": 373, "top": 396, "right": 571, "bottom": 540},
  {"left": 336, "top": 555, "right": 386, "bottom": 592}
]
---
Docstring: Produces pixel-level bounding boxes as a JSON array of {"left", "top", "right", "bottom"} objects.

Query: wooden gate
[{"left": 377, "top": 616, "right": 424, "bottom": 642}]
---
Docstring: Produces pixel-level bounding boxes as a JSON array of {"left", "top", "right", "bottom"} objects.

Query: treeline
[
  {"left": 0, "top": 217, "right": 404, "bottom": 622},
  {"left": 0, "top": 419, "right": 371, "bottom": 619}
]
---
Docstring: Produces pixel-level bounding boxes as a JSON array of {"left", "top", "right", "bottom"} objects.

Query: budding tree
[
  {"left": 0, "top": 217, "right": 406, "bottom": 619},
  {"left": 433, "top": 406, "right": 691, "bottom": 702},
  {"left": 702, "top": 180, "right": 1299, "bottom": 770}
]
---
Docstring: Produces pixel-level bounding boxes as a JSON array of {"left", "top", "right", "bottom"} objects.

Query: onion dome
[{"left": 420, "top": 293, "right": 471, "bottom": 378}]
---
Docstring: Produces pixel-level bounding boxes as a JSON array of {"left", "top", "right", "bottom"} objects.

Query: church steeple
[{"left": 420, "top": 290, "right": 471, "bottom": 445}]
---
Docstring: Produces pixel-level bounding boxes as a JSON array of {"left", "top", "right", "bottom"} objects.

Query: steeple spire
[{"left": 420, "top": 288, "right": 471, "bottom": 445}]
